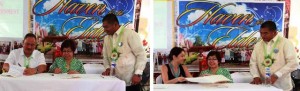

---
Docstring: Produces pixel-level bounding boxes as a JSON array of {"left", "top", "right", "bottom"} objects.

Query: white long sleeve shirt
[
  {"left": 102, "top": 26, "right": 147, "bottom": 86},
  {"left": 250, "top": 34, "right": 299, "bottom": 90},
  {"left": 4, "top": 48, "right": 46, "bottom": 68}
]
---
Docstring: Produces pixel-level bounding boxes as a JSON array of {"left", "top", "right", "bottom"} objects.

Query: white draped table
[
  {"left": 154, "top": 83, "right": 282, "bottom": 91},
  {"left": 0, "top": 73, "right": 125, "bottom": 91}
]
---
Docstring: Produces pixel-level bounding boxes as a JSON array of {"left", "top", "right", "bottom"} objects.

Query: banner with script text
[
  {"left": 176, "top": 0, "right": 284, "bottom": 49},
  {"left": 32, "top": 0, "right": 135, "bottom": 39}
]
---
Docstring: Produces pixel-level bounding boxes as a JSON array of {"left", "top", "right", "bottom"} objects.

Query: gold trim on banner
[
  {"left": 172, "top": 0, "right": 175, "bottom": 47},
  {"left": 28, "top": 0, "right": 32, "bottom": 33}
]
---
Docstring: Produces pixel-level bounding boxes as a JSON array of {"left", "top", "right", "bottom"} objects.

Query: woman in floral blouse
[
  {"left": 49, "top": 39, "right": 85, "bottom": 74},
  {"left": 200, "top": 51, "right": 232, "bottom": 82}
]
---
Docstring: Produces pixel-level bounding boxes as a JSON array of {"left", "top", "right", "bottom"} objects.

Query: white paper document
[
  {"left": 186, "top": 75, "right": 231, "bottom": 83},
  {"left": 1, "top": 65, "right": 25, "bottom": 77},
  {"left": 52, "top": 73, "right": 81, "bottom": 79}
]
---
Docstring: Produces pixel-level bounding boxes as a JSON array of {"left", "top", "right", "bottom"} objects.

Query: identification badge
[{"left": 118, "top": 42, "right": 123, "bottom": 47}]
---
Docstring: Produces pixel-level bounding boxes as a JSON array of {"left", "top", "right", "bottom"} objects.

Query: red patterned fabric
[
  {"left": 54, "top": 46, "right": 62, "bottom": 60},
  {"left": 199, "top": 55, "right": 208, "bottom": 72}
]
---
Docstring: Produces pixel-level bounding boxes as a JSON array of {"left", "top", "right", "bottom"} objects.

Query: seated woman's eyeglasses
[
  {"left": 62, "top": 51, "right": 73, "bottom": 53},
  {"left": 208, "top": 59, "right": 218, "bottom": 61}
]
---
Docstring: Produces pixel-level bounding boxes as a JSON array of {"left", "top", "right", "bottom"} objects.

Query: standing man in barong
[
  {"left": 250, "top": 21, "right": 299, "bottom": 91},
  {"left": 101, "top": 13, "right": 147, "bottom": 91}
]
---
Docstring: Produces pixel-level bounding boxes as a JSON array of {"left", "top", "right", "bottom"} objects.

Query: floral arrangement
[
  {"left": 262, "top": 48, "right": 279, "bottom": 67},
  {"left": 110, "top": 48, "right": 119, "bottom": 62},
  {"left": 262, "top": 55, "right": 275, "bottom": 67}
]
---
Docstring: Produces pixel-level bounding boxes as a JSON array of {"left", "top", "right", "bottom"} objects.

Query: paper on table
[
  {"left": 53, "top": 73, "right": 81, "bottom": 79},
  {"left": 186, "top": 75, "right": 231, "bottom": 83},
  {"left": 1, "top": 65, "right": 25, "bottom": 77}
]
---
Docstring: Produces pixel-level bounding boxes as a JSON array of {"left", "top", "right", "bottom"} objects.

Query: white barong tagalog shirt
[
  {"left": 103, "top": 26, "right": 147, "bottom": 86},
  {"left": 5, "top": 48, "right": 46, "bottom": 68},
  {"left": 250, "top": 34, "right": 299, "bottom": 91}
]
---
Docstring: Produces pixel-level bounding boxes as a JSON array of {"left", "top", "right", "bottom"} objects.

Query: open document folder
[
  {"left": 1, "top": 65, "right": 25, "bottom": 77},
  {"left": 186, "top": 75, "right": 231, "bottom": 83}
]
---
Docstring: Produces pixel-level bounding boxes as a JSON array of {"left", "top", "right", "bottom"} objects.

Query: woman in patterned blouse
[
  {"left": 49, "top": 39, "right": 86, "bottom": 74},
  {"left": 200, "top": 51, "right": 233, "bottom": 82}
]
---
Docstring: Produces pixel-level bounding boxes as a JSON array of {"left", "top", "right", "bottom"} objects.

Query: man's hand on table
[
  {"left": 2, "top": 63, "right": 9, "bottom": 73},
  {"left": 102, "top": 68, "right": 110, "bottom": 76},
  {"left": 131, "top": 74, "right": 141, "bottom": 85},
  {"left": 23, "top": 68, "right": 37, "bottom": 75},
  {"left": 250, "top": 77, "right": 262, "bottom": 84},
  {"left": 270, "top": 74, "right": 278, "bottom": 84}
]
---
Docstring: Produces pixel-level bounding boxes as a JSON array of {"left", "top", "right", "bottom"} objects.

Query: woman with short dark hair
[
  {"left": 161, "top": 47, "right": 192, "bottom": 84},
  {"left": 200, "top": 51, "right": 232, "bottom": 82},
  {"left": 49, "top": 39, "right": 85, "bottom": 74}
]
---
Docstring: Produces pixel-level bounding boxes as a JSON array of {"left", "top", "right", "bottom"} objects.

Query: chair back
[
  {"left": 156, "top": 75, "right": 163, "bottom": 84},
  {"left": 84, "top": 64, "right": 105, "bottom": 74}
]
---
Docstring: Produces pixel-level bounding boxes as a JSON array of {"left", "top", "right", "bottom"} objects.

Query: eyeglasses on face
[
  {"left": 62, "top": 50, "right": 73, "bottom": 53},
  {"left": 207, "top": 59, "right": 218, "bottom": 61}
]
